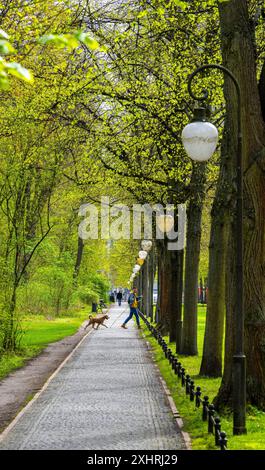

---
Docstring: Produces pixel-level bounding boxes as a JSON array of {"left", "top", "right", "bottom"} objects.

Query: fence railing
[{"left": 139, "top": 311, "right": 228, "bottom": 450}]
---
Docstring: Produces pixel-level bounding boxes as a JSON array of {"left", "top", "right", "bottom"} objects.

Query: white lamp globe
[
  {"left": 133, "top": 266, "right": 140, "bottom": 274},
  {"left": 138, "top": 250, "right": 148, "bottom": 260},
  {"left": 157, "top": 214, "right": 174, "bottom": 233},
  {"left": 141, "top": 240, "right": 152, "bottom": 251},
  {"left": 181, "top": 108, "right": 218, "bottom": 162}
]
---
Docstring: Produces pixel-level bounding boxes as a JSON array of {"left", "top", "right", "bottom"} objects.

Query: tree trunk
[
  {"left": 199, "top": 213, "right": 228, "bottom": 376},
  {"left": 142, "top": 260, "right": 149, "bottom": 315},
  {"left": 148, "top": 249, "right": 154, "bottom": 321},
  {"left": 156, "top": 239, "right": 170, "bottom": 334},
  {"left": 155, "top": 235, "right": 184, "bottom": 340},
  {"left": 175, "top": 249, "right": 184, "bottom": 353},
  {"left": 181, "top": 165, "right": 205, "bottom": 355},
  {"left": 215, "top": 0, "right": 265, "bottom": 409},
  {"left": 167, "top": 248, "right": 183, "bottom": 343},
  {"left": 3, "top": 285, "right": 17, "bottom": 351},
  {"left": 200, "top": 125, "right": 231, "bottom": 377},
  {"left": 73, "top": 236, "right": 84, "bottom": 284},
  {"left": 155, "top": 246, "right": 161, "bottom": 323}
]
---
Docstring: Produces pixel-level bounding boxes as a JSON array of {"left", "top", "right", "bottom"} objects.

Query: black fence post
[
  {"left": 177, "top": 362, "right": 182, "bottom": 377},
  {"left": 190, "top": 380, "right": 195, "bottom": 402},
  {"left": 195, "top": 387, "right": 201, "bottom": 407},
  {"left": 185, "top": 375, "right": 191, "bottom": 395},
  {"left": 214, "top": 417, "right": 221, "bottom": 446},
  {"left": 168, "top": 349, "right": 172, "bottom": 361},
  {"left": 202, "top": 396, "right": 209, "bottom": 421},
  {"left": 181, "top": 368, "right": 186, "bottom": 386},
  {"left": 208, "top": 404, "right": 215, "bottom": 433},
  {"left": 219, "top": 431, "right": 228, "bottom": 450}
]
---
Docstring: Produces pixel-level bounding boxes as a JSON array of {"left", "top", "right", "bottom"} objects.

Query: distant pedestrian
[
  {"left": 117, "top": 291, "right": 123, "bottom": 306},
  {"left": 121, "top": 287, "right": 142, "bottom": 329}
]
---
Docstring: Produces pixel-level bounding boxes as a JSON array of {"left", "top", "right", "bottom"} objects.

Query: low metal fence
[{"left": 139, "top": 311, "right": 228, "bottom": 450}]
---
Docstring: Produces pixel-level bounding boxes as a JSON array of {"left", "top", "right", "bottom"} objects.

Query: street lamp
[
  {"left": 133, "top": 265, "right": 141, "bottom": 273},
  {"left": 141, "top": 240, "right": 152, "bottom": 252},
  {"left": 182, "top": 64, "right": 246, "bottom": 436},
  {"left": 138, "top": 250, "right": 148, "bottom": 260},
  {"left": 181, "top": 107, "right": 218, "bottom": 162}
]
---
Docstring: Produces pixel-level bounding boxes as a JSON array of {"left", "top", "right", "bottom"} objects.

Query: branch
[{"left": 16, "top": 224, "right": 54, "bottom": 285}]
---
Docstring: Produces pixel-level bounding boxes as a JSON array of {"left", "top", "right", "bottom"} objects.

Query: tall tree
[
  {"left": 181, "top": 163, "right": 206, "bottom": 355},
  {"left": 199, "top": 123, "right": 230, "bottom": 376},
  {"left": 215, "top": 0, "right": 265, "bottom": 408}
]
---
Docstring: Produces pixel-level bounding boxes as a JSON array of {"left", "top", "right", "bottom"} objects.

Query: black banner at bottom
[{"left": 0, "top": 450, "right": 264, "bottom": 467}]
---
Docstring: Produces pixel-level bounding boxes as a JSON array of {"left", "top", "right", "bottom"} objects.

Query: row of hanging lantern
[
  {"left": 126, "top": 214, "right": 176, "bottom": 286},
  {"left": 128, "top": 240, "right": 153, "bottom": 285}
]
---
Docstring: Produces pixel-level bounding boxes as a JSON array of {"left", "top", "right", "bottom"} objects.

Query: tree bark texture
[
  {"left": 215, "top": 0, "right": 265, "bottom": 409},
  {"left": 181, "top": 164, "right": 205, "bottom": 355}
]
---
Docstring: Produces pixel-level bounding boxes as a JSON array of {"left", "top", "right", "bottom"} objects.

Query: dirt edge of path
[{"left": 0, "top": 321, "right": 92, "bottom": 433}]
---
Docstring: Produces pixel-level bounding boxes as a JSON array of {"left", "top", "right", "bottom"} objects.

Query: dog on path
[{"left": 84, "top": 314, "right": 109, "bottom": 330}]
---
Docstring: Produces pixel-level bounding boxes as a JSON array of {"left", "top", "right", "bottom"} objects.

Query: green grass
[
  {"left": 0, "top": 310, "right": 88, "bottom": 381},
  {"left": 143, "top": 305, "right": 265, "bottom": 450}
]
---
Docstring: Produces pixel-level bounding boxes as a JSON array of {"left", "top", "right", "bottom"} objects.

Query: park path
[{"left": 0, "top": 304, "right": 186, "bottom": 450}]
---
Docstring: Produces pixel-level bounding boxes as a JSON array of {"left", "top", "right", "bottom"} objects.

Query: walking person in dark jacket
[
  {"left": 121, "top": 287, "right": 142, "bottom": 329},
  {"left": 117, "top": 290, "right": 123, "bottom": 306}
]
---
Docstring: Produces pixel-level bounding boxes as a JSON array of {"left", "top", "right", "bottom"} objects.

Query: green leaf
[
  {"left": 63, "top": 34, "right": 79, "bottom": 49},
  {"left": 0, "top": 70, "right": 9, "bottom": 89},
  {"left": 0, "top": 29, "right": 9, "bottom": 40},
  {"left": 0, "top": 40, "right": 16, "bottom": 55},
  {"left": 172, "top": 0, "right": 188, "bottom": 8},
  {"left": 75, "top": 32, "right": 99, "bottom": 50},
  {"left": 5, "top": 62, "right": 34, "bottom": 82},
  {"left": 137, "top": 11, "right": 148, "bottom": 18},
  {"left": 38, "top": 34, "right": 69, "bottom": 48},
  {"left": 157, "top": 7, "right": 165, "bottom": 16},
  {"left": 39, "top": 32, "right": 100, "bottom": 51}
]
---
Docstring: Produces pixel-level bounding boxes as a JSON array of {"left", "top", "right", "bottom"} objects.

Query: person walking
[
  {"left": 121, "top": 287, "right": 142, "bottom": 329},
  {"left": 117, "top": 290, "right": 123, "bottom": 306}
]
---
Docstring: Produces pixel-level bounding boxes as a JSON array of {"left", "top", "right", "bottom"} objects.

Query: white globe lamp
[
  {"left": 138, "top": 250, "right": 148, "bottom": 260},
  {"left": 141, "top": 240, "right": 152, "bottom": 252},
  {"left": 181, "top": 108, "right": 218, "bottom": 162}
]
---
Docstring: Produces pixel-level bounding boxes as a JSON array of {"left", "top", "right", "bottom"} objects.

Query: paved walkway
[{"left": 0, "top": 304, "right": 186, "bottom": 450}]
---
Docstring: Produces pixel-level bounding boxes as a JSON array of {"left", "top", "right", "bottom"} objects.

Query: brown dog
[{"left": 84, "top": 314, "right": 109, "bottom": 330}]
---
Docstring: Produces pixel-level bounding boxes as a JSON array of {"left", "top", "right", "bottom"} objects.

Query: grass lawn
[
  {"left": 0, "top": 309, "right": 89, "bottom": 381},
  {"left": 143, "top": 305, "right": 265, "bottom": 450}
]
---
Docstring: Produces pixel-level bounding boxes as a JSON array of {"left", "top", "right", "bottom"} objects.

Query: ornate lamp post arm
[{"left": 187, "top": 64, "right": 246, "bottom": 435}]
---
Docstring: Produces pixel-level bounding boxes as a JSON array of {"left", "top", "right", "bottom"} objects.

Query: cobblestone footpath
[{"left": 0, "top": 304, "right": 186, "bottom": 450}]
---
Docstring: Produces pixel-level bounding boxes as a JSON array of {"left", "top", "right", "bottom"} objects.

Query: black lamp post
[{"left": 181, "top": 64, "right": 246, "bottom": 435}]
